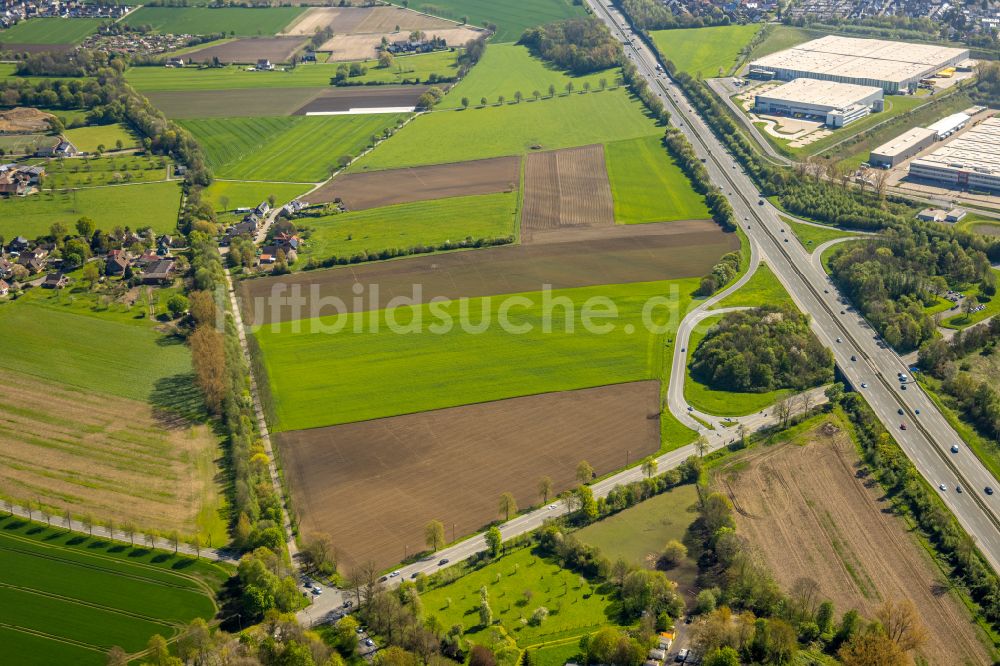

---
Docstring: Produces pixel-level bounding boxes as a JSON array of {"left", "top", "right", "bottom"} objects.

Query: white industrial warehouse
[
  {"left": 748, "top": 35, "right": 969, "bottom": 93},
  {"left": 869, "top": 126, "right": 938, "bottom": 167},
  {"left": 754, "top": 78, "right": 884, "bottom": 127},
  {"left": 909, "top": 117, "right": 1000, "bottom": 192}
]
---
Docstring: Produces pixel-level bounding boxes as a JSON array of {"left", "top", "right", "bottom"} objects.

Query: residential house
[
  {"left": 54, "top": 140, "right": 77, "bottom": 158},
  {"left": 20, "top": 165, "right": 45, "bottom": 184},
  {"left": 105, "top": 249, "right": 130, "bottom": 276},
  {"left": 272, "top": 232, "right": 301, "bottom": 252},
  {"left": 7, "top": 236, "right": 30, "bottom": 253},
  {"left": 255, "top": 201, "right": 270, "bottom": 217},
  {"left": 256, "top": 59, "right": 274, "bottom": 71},
  {"left": 0, "top": 279, "right": 9, "bottom": 296},
  {"left": 141, "top": 259, "right": 175, "bottom": 285},
  {"left": 0, "top": 170, "right": 28, "bottom": 196},
  {"left": 42, "top": 272, "right": 69, "bottom": 289},
  {"left": 0, "top": 257, "right": 13, "bottom": 279},
  {"left": 166, "top": 57, "right": 185, "bottom": 68},
  {"left": 262, "top": 244, "right": 296, "bottom": 264}
]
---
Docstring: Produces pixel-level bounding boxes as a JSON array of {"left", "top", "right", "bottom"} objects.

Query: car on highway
[
  {"left": 860, "top": 382, "right": 868, "bottom": 388},
  {"left": 939, "top": 484, "right": 947, "bottom": 491},
  {"left": 915, "top": 409, "right": 920, "bottom": 415},
  {"left": 438, "top": 558, "right": 449, "bottom": 566},
  {"left": 389, "top": 571, "right": 400, "bottom": 578},
  {"left": 840, "top": 310, "right": 846, "bottom": 314},
  {"left": 987, "top": 487, "right": 994, "bottom": 495},
  {"left": 901, "top": 384, "right": 907, "bottom": 390},
  {"left": 957, "top": 485, "right": 963, "bottom": 493},
  {"left": 900, "top": 423, "right": 907, "bottom": 430},
  {"left": 836, "top": 337, "right": 842, "bottom": 343},
  {"left": 898, "top": 408, "right": 904, "bottom": 415},
  {"left": 850, "top": 355, "right": 857, "bottom": 361},
  {"left": 951, "top": 444, "right": 960, "bottom": 453},
  {"left": 758, "top": 199, "right": 764, "bottom": 205}
]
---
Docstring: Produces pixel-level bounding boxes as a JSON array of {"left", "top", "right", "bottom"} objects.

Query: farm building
[
  {"left": 909, "top": 116, "right": 1000, "bottom": 192},
  {"left": 748, "top": 35, "right": 969, "bottom": 94},
  {"left": 754, "top": 78, "right": 884, "bottom": 127},
  {"left": 869, "top": 126, "right": 937, "bottom": 167}
]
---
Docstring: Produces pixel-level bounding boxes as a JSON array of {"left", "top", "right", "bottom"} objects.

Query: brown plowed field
[
  {"left": 281, "top": 7, "right": 374, "bottom": 35},
  {"left": 0, "top": 370, "right": 220, "bottom": 536},
  {"left": 293, "top": 86, "right": 428, "bottom": 114},
  {"left": 522, "top": 144, "right": 614, "bottom": 240},
  {"left": 0, "top": 43, "right": 74, "bottom": 54},
  {"left": 304, "top": 156, "right": 520, "bottom": 209},
  {"left": 184, "top": 36, "right": 307, "bottom": 64},
  {"left": 146, "top": 87, "right": 325, "bottom": 118},
  {"left": 240, "top": 220, "right": 737, "bottom": 325},
  {"left": 278, "top": 382, "right": 661, "bottom": 572},
  {"left": 320, "top": 27, "right": 480, "bottom": 61},
  {"left": 718, "top": 424, "right": 990, "bottom": 665}
]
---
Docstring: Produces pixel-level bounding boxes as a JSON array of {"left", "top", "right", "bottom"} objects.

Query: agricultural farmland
[
  {"left": 33, "top": 154, "right": 172, "bottom": 189},
  {"left": 411, "top": 0, "right": 587, "bottom": 42},
  {"left": 305, "top": 155, "right": 520, "bottom": 209},
  {"left": 122, "top": 6, "right": 307, "bottom": 36},
  {"left": 144, "top": 87, "right": 324, "bottom": 118},
  {"left": 0, "top": 514, "right": 228, "bottom": 665},
  {"left": 320, "top": 29, "right": 478, "bottom": 62},
  {"left": 299, "top": 192, "right": 518, "bottom": 264},
  {"left": 0, "top": 17, "right": 102, "bottom": 44},
  {"left": 351, "top": 89, "right": 662, "bottom": 171},
  {"left": 0, "top": 180, "right": 181, "bottom": 241},
  {"left": 179, "top": 114, "right": 403, "bottom": 182},
  {"left": 651, "top": 24, "right": 762, "bottom": 76},
  {"left": 279, "top": 382, "right": 661, "bottom": 571},
  {"left": 716, "top": 417, "right": 991, "bottom": 664},
  {"left": 521, "top": 144, "right": 614, "bottom": 235},
  {"left": 200, "top": 180, "right": 310, "bottom": 213},
  {"left": 182, "top": 37, "right": 309, "bottom": 65}
]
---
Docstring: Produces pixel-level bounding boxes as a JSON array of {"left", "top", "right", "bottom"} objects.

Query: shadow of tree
[{"left": 149, "top": 373, "right": 208, "bottom": 429}]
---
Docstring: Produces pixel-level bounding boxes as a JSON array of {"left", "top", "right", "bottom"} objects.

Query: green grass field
[
  {"left": 122, "top": 6, "right": 306, "bottom": 36},
  {"left": 684, "top": 312, "right": 794, "bottom": 416},
  {"left": 438, "top": 43, "right": 617, "bottom": 109},
  {"left": 421, "top": 548, "right": 615, "bottom": 648},
  {"left": 711, "top": 262, "right": 794, "bottom": 310},
  {"left": 575, "top": 484, "right": 700, "bottom": 593},
  {"left": 29, "top": 154, "right": 172, "bottom": 189},
  {"left": 200, "top": 180, "right": 310, "bottom": 213},
  {"left": 748, "top": 24, "right": 814, "bottom": 59},
  {"left": 783, "top": 217, "right": 856, "bottom": 252},
  {"left": 605, "top": 136, "right": 710, "bottom": 224},
  {"left": 0, "top": 134, "right": 56, "bottom": 155},
  {"left": 0, "top": 514, "right": 227, "bottom": 664},
  {"left": 300, "top": 192, "right": 517, "bottom": 264},
  {"left": 0, "top": 18, "right": 103, "bottom": 44},
  {"left": 0, "top": 301, "right": 191, "bottom": 402},
  {"left": 0, "top": 180, "right": 180, "bottom": 239},
  {"left": 180, "top": 115, "right": 403, "bottom": 182},
  {"left": 353, "top": 89, "right": 660, "bottom": 171},
  {"left": 62, "top": 124, "right": 138, "bottom": 153},
  {"left": 412, "top": 0, "right": 586, "bottom": 42},
  {"left": 652, "top": 24, "right": 762, "bottom": 76},
  {"left": 256, "top": 278, "right": 699, "bottom": 431},
  {"left": 126, "top": 51, "right": 458, "bottom": 91}
]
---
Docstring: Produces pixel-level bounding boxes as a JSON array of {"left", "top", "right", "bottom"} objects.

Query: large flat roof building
[
  {"left": 909, "top": 117, "right": 1000, "bottom": 192},
  {"left": 748, "top": 35, "right": 969, "bottom": 94},
  {"left": 869, "top": 126, "right": 938, "bottom": 167},
  {"left": 754, "top": 78, "right": 884, "bottom": 127}
]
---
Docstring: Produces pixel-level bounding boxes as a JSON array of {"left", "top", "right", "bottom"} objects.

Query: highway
[{"left": 588, "top": 0, "right": 1000, "bottom": 569}]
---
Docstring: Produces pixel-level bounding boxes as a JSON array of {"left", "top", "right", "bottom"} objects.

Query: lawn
[
  {"left": 0, "top": 514, "right": 227, "bottom": 664},
  {"left": 711, "top": 262, "right": 794, "bottom": 310},
  {"left": 0, "top": 301, "right": 191, "bottom": 402},
  {"left": 421, "top": 548, "right": 615, "bottom": 648},
  {"left": 29, "top": 154, "right": 172, "bottom": 189},
  {"left": 748, "top": 24, "right": 814, "bottom": 59},
  {"left": 62, "top": 124, "right": 138, "bottom": 153},
  {"left": 122, "top": 6, "right": 306, "bottom": 36},
  {"left": 685, "top": 312, "right": 794, "bottom": 416},
  {"left": 299, "top": 192, "right": 517, "bottom": 265},
  {"left": 575, "top": 484, "right": 700, "bottom": 594},
  {"left": 352, "top": 89, "right": 661, "bottom": 171},
  {"left": 0, "top": 134, "right": 55, "bottom": 155},
  {"left": 200, "top": 180, "right": 310, "bottom": 213},
  {"left": 179, "top": 114, "right": 403, "bottom": 182},
  {"left": 411, "top": 0, "right": 586, "bottom": 42},
  {"left": 605, "top": 135, "right": 710, "bottom": 224},
  {"left": 255, "top": 278, "right": 699, "bottom": 431},
  {"left": 783, "top": 217, "right": 857, "bottom": 252},
  {"left": 438, "top": 43, "right": 618, "bottom": 109},
  {"left": 126, "top": 51, "right": 459, "bottom": 91},
  {"left": 0, "top": 180, "right": 181, "bottom": 239},
  {"left": 0, "top": 17, "right": 103, "bottom": 44},
  {"left": 651, "top": 24, "right": 762, "bottom": 77}
]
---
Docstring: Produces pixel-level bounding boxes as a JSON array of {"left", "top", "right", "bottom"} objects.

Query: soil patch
[
  {"left": 278, "top": 381, "right": 661, "bottom": 572},
  {"left": 292, "top": 85, "right": 429, "bottom": 114},
  {"left": 718, "top": 427, "right": 990, "bottom": 665},
  {"left": 184, "top": 36, "right": 308, "bottom": 64},
  {"left": 304, "top": 156, "right": 520, "bottom": 209},
  {"left": 145, "top": 87, "right": 326, "bottom": 118},
  {"left": 240, "top": 220, "right": 737, "bottom": 325},
  {"left": 522, "top": 144, "right": 614, "bottom": 240},
  {"left": 281, "top": 6, "right": 374, "bottom": 35},
  {"left": 320, "top": 28, "right": 480, "bottom": 61},
  {"left": 0, "top": 43, "right": 74, "bottom": 54},
  {"left": 0, "top": 107, "right": 54, "bottom": 133}
]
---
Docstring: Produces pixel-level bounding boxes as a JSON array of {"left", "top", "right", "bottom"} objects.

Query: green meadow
[
  {"left": 300, "top": 192, "right": 517, "bottom": 264},
  {"left": 0, "top": 180, "right": 181, "bottom": 239},
  {"left": 62, "top": 124, "right": 138, "bottom": 153},
  {"left": 180, "top": 114, "right": 403, "bottom": 182},
  {"left": 31, "top": 154, "right": 171, "bottom": 189},
  {"left": 411, "top": 0, "right": 586, "bottom": 42},
  {"left": 255, "top": 279, "right": 699, "bottom": 431},
  {"left": 438, "top": 43, "right": 618, "bottom": 109},
  {"left": 353, "top": 89, "right": 661, "bottom": 171},
  {"left": 605, "top": 136, "right": 710, "bottom": 224},
  {"left": 122, "top": 6, "right": 306, "bottom": 36},
  {"left": 0, "top": 17, "right": 102, "bottom": 44},
  {"left": 200, "top": 180, "right": 310, "bottom": 212},
  {"left": 711, "top": 262, "right": 795, "bottom": 310},
  {"left": 651, "top": 24, "right": 761, "bottom": 76}
]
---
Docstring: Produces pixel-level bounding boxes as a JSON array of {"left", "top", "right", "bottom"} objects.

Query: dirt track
[
  {"left": 719, "top": 426, "right": 990, "bottom": 665},
  {"left": 184, "top": 37, "right": 308, "bottom": 64},
  {"left": 240, "top": 220, "right": 737, "bottom": 325},
  {"left": 304, "top": 156, "right": 520, "bottom": 209},
  {"left": 278, "top": 382, "right": 661, "bottom": 572},
  {"left": 522, "top": 145, "right": 615, "bottom": 240}
]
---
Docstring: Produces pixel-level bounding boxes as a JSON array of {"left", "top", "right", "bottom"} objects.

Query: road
[{"left": 590, "top": 0, "right": 1000, "bottom": 570}]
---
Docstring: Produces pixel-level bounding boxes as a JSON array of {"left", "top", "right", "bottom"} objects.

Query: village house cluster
[{"left": 0, "top": 0, "right": 129, "bottom": 29}]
